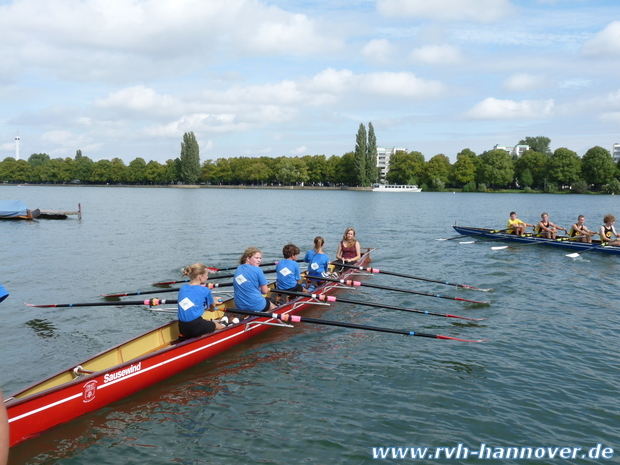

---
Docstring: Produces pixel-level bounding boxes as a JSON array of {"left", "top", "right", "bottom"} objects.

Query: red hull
[{"left": 6, "top": 252, "right": 371, "bottom": 446}]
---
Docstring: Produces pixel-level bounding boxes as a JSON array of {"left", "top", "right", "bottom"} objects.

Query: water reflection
[{"left": 25, "top": 319, "right": 58, "bottom": 339}]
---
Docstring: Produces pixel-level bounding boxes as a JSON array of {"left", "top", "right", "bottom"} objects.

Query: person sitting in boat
[
  {"left": 599, "top": 214, "right": 620, "bottom": 246},
  {"left": 304, "top": 236, "right": 331, "bottom": 290},
  {"left": 177, "top": 263, "right": 225, "bottom": 339},
  {"left": 233, "top": 247, "right": 276, "bottom": 315},
  {"left": 335, "top": 227, "right": 361, "bottom": 272},
  {"left": 273, "top": 243, "right": 305, "bottom": 304},
  {"left": 507, "top": 212, "right": 534, "bottom": 236},
  {"left": 569, "top": 215, "right": 596, "bottom": 243},
  {"left": 535, "top": 212, "right": 566, "bottom": 239}
]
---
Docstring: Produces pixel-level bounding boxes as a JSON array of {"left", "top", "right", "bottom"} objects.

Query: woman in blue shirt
[{"left": 177, "top": 263, "right": 225, "bottom": 338}]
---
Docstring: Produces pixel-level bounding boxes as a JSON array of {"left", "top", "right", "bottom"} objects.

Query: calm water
[{"left": 1, "top": 186, "right": 619, "bottom": 464}]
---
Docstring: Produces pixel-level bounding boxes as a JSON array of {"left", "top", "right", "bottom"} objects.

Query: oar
[
  {"left": 491, "top": 235, "right": 584, "bottom": 251},
  {"left": 436, "top": 228, "right": 509, "bottom": 241},
  {"left": 459, "top": 231, "right": 538, "bottom": 244},
  {"left": 224, "top": 308, "right": 487, "bottom": 343},
  {"left": 153, "top": 269, "right": 277, "bottom": 286},
  {"left": 273, "top": 289, "right": 486, "bottom": 321},
  {"left": 102, "top": 282, "right": 234, "bottom": 298},
  {"left": 316, "top": 276, "right": 490, "bottom": 304},
  {"left": 206, "top": 258, "right": 304, "bottom": 273},
  {"left": 566, "top": 243, "right": 610, "bottom": 258},
  {"left": 335, "top": 263, "right": 491, "bottom": 292},
  {"left": 26, "top": 298, "right": 177, "bottom": 308}
]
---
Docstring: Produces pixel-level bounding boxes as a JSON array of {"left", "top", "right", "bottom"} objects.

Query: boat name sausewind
[{"left": 103, "top": 362, "right": 142, "bottom": 383}]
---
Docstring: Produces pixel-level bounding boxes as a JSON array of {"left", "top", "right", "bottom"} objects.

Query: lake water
[{"left": 1, "top": 186, "right": 619, "bottom": 464}]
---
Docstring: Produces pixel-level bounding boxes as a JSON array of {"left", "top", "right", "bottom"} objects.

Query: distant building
[
  {"left": 493, "top": 144, "right": 529, "bottom": 157},
  {"left": 377, "top": 146, "right": 407, "bottom": 181},
  {"left": 613, "top": 143, "right": 620, "bottom": 163}
]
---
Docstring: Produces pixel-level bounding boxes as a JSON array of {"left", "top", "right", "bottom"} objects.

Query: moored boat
[
  {"left": 0, "top": 200, "right": 39, "bottom": 220},
  {"left": 372, "top": 184, "right": 422, "bottom": 193},
  {"left": 453, "top": 226, "right": 620, "bottom": 255},
  {"left": 5, "top": 249, "right": 373, "bottom": 447}
]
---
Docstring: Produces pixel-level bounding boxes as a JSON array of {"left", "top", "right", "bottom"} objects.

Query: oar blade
[
  {"left": 437, "top": 335, "right": 489, "bottom": 343},
  {"left": 566, "top": 252, "right": 581, "bottom": 258},
  {"left": 459, "top": 241, "right": 476, "bottom": 244},
  {"left": 446, "top": 314, "right": 487, "bottom": 321},
  {"left": 491, "top": 246, "right": 508, "bottom": 250}
]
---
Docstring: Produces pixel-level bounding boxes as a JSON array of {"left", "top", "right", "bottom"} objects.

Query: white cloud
[
  {"left": 358, "top": 72, "right": 445, "bottom": 98},
  {"left": 410, "top": 44, "right": 462, "bottom": 64},
  {"left": 292, "top": 146, "right": 307, "bottom": 154},
  {"left": 465, "top": 97, "right": 554, "bottom": 120},
  {"left": 242, "top": 11, "right": 341, "bottom": 55},
  {"left": 362, "top": 39, "right": 393, "bottom": 64},
  {"left": 376, "top": 0, "right": 515, "bottom": 22},
  {"left": 599, "top": 112, "right": 620, "bottom": 124},
  {"left": 502, "top": 73, "right": 549, "bottom": 92},
  {"left": 95, "top": 86, "right": 180, "bottom": 114},
  {"left": 582, "top": 21, "right": 620, "bottom": 58}
]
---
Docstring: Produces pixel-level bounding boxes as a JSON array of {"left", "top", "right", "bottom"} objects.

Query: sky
[{"left": 1, "top": 0, "right": 620, "bottom": 164}]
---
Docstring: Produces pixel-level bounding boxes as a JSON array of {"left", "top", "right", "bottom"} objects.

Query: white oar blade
[
  {"left": 566, "top": 252, "right": 580, "bottom": 258},
  {"left": 436, "top": 238, "right": 448, "bottom": 241},
  {"left": 491, "top": 246, "right": 508, "bottom": 250},
  {"left": 459, "top": 241, "right": 475, "bottom": 244}
]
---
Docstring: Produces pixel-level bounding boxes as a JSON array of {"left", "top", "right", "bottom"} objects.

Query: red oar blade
[{"left": 437, "top": 335, "right": 489, "bottom": 343}]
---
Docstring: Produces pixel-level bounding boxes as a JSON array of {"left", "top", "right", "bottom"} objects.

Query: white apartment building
[
  {"left": 493, "top": 144, "right": 529, "bottom": 157},
  {"left": 613, "top": 143, "right": 620, "bottom": 163},
  {"left": 377, "top": 146, "right": 407, "bottom": 181}
]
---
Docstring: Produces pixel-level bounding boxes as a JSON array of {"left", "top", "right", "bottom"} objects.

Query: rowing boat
[
  {"left": 5, "top": 249, "right": 373, "bottom": 447},
  {"left": 453, "top": 226, "right": 620, "bottom": 255}
]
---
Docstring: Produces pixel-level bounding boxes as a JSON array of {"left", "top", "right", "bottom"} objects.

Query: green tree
[
  {"left": 145, "top": 160, "right": 166, "bottom": 184},
  {"left": 547, "top": 148, "right": 581, "bottom": 188},
  {"left": 28, "top": 153, "right": 50, "bottom": 167},
  {"left": 302, "top": 155, "right": 329, "bottom": 184},
  {"left": 74, "top": 155, "right": 93, "bottom": 182},
  {"left": 515, "top": 150, "right": 547, "bottom": 189},
  {"left": 518, "top": 136, "right": 552, "bottom": 155},
  {"left": 334, "top": 152, "right": 357, "bottom": 185},
  {"left": 354, "top": 123, "right": 367, "bottom": 186},
  {"left": 581, "top": 146, "right": 615, "bottom": 190},
  {"left": 451, "top": 149, "right": 477, "bottom": 187},
  {"left": 423, "top": 154, "right": 451, "bottom": 187},
  {"left": 275, "top": 157, "right": 308, "bottom": 185},
  {"left": 91, "top": 159, "right": 113, "bottom": 183},
  {"left": 110, "top": 158, "right": 128, "bottom": 183},
  {"left": 164, "top": 159, "right": 181, "bottom": 184},
  {"left": 366, "top": 122, "right": 378, "bottom": 185},
  {"left": 518, "top": 168, "right": 534, "bottom": 188},
  {"left": 180, "top": 131, "right": 200, "bottom": 184},
  {"left": 242, "top": 159, "right": 273, "bottom": 184},
  {"left": 478, "top": 149, "right": 514, "bottom": 188},
  {"left": 127, "top": 158, "right": 147, "bottom": 183},
  {"left": 386, "top": 151, "right": 424, "bottom": 185}
]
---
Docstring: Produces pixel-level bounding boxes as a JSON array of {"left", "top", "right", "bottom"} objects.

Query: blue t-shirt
[
  {"left": 177, "top": 284, "right": 214, "bottom": 322},
  {"left": 276, "top": 259, "right": 301, "bottom": 290},
  {"left": 304, "top": 250, "right": 330, "bottom": 277},
  {"left": 234, "top": 264, "right": 268, "bottom": 311}
]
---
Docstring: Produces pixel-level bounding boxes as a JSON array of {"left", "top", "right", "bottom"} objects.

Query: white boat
[{"left": 372, "top": 184, "right": 422, "bottom": 192}]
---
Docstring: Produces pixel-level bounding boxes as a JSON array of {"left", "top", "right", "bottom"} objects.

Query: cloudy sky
[{"left": 1, "top": 0, "right": 620, "bottom": 164}]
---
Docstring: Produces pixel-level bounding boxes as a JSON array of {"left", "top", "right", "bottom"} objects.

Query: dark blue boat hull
[{"left": 452, "top": 226, "right": 620, "bottom": 255}]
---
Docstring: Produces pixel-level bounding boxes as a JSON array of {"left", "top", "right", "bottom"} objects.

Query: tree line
[{"left": 1, "top": 134, "right": 619, "bottom": 193}]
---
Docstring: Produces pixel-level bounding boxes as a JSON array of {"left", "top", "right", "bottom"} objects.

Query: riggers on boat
[
  {"left": 6, "top": 249, "right": 373, "bottom": 447},
  {"left": 453, "top": 226, "right": 620, "bottom": 255}
]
